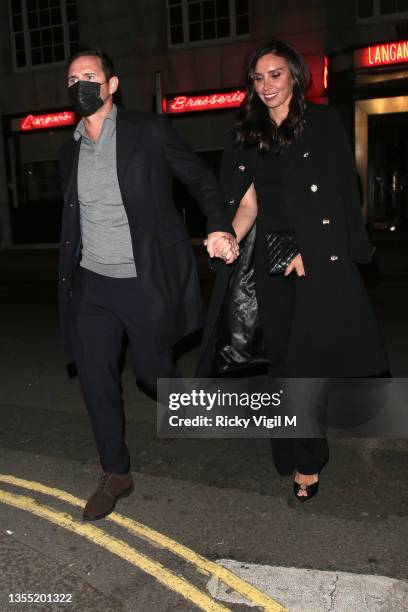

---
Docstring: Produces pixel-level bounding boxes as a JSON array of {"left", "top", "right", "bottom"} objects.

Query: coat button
[
  {"left": 69, "top": 203, "right": 74, "bottom": 208},
  {"left": 330, "top": 255, "right": 338, "bottom": 261},
  {"left": 303, "top": 151, "right": 310, "bottom": 158},
  {"left": 238, "top": 165, "right": 246, "bottom": 172},
  {"left": 229, "top": 198, "right": 235, "bottom": 205},
  {"left": 62, "top": 277, "right": 66, "bottom": 282},
  {"left": 322, "top": 218, "right": 330, "bottom": 225},
  {"left": 310, "top": 184, "right": 318, "bottom": 192},
  {"left": 65, "top": 240, "right": 71, "bottom": 245}
]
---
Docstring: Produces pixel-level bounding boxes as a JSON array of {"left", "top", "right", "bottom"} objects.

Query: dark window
[
  {"left": 54, "top": 43, "right": 64, "bottom": 60},
  {"left": 42, "top": 45, "right": 53, "bottom": 62},
  {"left": 236, "top": 13, "right": 249, "bottom": 35},
  {"left": 27, "top": 11, "right": 38, "bottom": 28},
  {"left": 217, "top": 0, "right": 229, "bottom": 18},
  {"left": 189, "top": 21, "right": 201, "bottom": 41},
  {"left": 9, "top": 0, "right": 78, "bottom": 69},
  {"left": 30, "top": 29, "right": 41, "bottom": 46},
  {"left": 16, "top": 49, "right": 26, "bottom": 66},
  {"left": 170, "top": 25, "right": 183, "bottom": 44},
  {"left": 358, "top": 0, "right": 374, "bottom": 18},
  {"left": 14, "top": 32, "right": 25, "bottom": 50},
  {"left": 203, "top": 19, "right": 215, "bottom": 38},
  {"left": 170, "top": 5, "right": 183, "bottom": 23},
  {"left": 39, "top": 8, "right": 50, "bottom": 26},
  {"left": 380, "top": 0, "right": 396, "bottom": 13},
  {"left": 12, "top": 14, "right": 23, "bottom": 30},
  {"left": 11, "top": 0, "right": 22, "bottom": 13},
  {"left": 53, "top": 25, "right": 63, "bottom": 43},
  {"left": 168, "top": 0, "right": 248, "bottom": 45},
  {"left": 203, "top": 1, "right": 215, "bottom": 20},
  {"left": 41, "top": 27, "right": 52, "bottom": 45},
  {"left": 31, "top": 47, "right": 42, "bottom": 64},
  {"left": 358, "top": 0, "right": 408, "bottom": 18}
]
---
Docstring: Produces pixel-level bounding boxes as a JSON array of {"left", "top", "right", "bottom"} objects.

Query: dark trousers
[
  {"left": 270, "top": 438, "right": 329, "bottom": 476},
  {"left": 71, "top": 267, "right": 180, "bottom": 474},
  {"left": 255, "top": 269, "right": 329, "bottom": 475}
]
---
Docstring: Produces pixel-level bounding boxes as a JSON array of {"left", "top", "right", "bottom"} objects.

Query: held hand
[
  {"left": 205, "top": 235, "right": 238, "bottom": 264},
  {"left": 212, "top": 236, "right": 238, "bottom": 264},
  {"left": 204, "top": 232, "right": 239, "bottom": 264},
  {"left": 284, "top": 253, "right": 305, "bottom": 277}
]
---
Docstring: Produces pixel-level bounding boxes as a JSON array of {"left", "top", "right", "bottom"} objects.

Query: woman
[{"left": 197, "top": 41, "right": 389, "bottom": 500}]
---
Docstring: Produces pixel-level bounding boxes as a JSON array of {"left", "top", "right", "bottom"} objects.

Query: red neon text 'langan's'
[
  {"left": 166, "top": 90, "right": 246, "bottom": 114},
  {"left": 368, "top": 40, "right": 408, "bottom": 65},
  {"left": 354, "top": 40, "right": 408, "bottom": 68},
  {"left": 20, "top": 111, "right": 76, "bottom": 130}
]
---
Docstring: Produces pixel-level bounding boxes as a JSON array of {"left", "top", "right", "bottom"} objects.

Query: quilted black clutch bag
[{"left": 265, "top": 230, "right": 299, "bottom": 275}]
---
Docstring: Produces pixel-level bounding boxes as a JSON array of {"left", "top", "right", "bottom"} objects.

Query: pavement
[{"left": 0, "top": 243, "right": 407, "bottom": 611}]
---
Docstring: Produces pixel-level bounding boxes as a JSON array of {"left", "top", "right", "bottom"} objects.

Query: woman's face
[{"left": 253, "top": 53, "right": 293, "bottom": 118}]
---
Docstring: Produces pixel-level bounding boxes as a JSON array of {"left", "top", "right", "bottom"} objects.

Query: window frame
[
  {"left": 356, "top": 0, "right": 408, "bottom": 23},
  {"left": 166, "top": 0, "right": 250, "bottom": 49},
  {"left": 8, "top": 0, "right": 78, "bottom": 72}
]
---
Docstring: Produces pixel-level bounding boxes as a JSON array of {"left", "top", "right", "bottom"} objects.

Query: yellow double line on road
[{"left": 0, "top": 474, "right": 286, "bottom": 612}]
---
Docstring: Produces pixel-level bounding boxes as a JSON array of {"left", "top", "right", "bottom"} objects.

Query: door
[
  {"left": 9, "top": 129, "right": 70, "bottom": 243},
  {"left": 368, "top": 112, "right": 408, "bottom": 231}
]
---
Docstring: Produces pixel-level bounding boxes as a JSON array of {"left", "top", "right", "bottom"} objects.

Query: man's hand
[
  {"left": 284, "top": 253, "right": 305, "bottom": 276},
  {"left": 204, "top": 232, "right": 239, "bottom": 264}
]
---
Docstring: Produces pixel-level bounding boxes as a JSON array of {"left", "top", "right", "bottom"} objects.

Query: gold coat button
[
  {"left": 311, "top": 184, "right": 318, "bottom": 192},
  {"left": 303, "top": 151, "right": 310, "bottom": 158},
  {"left": 229, "top": 198, "right": 235, "bottom": 205},
  {"left": 322, "top": 218, "right": 330, "bottom": 225},
  {"left": 238, "top": 165, "right": 246, "bottom": 171},
  {"left": 330, "top": 255, "right": 338, "bottom": 261}
]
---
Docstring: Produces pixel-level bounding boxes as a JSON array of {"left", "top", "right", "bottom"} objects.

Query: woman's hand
[{"left": 284, "top": 253, "right": 305, "bottom": 277}]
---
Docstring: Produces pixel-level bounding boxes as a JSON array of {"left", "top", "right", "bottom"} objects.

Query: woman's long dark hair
[{"left": 234, "top": 41, "right": 311, "bottom": 153}]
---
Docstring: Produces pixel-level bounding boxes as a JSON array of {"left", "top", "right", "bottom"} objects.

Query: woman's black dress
[{"left": 253, "top": 150, "right": 329, "bottom": 475}]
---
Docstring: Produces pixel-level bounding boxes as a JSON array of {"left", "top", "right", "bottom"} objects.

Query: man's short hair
[{"left": 67, "top": 47, "right": 115, "bottom": 80}]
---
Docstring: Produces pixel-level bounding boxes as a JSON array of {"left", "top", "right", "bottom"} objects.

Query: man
[{"left": 58, "top": 48, "right": 238, "bottom": 521}]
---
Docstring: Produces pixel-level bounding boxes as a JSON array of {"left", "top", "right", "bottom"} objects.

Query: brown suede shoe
[{"left": 83, "top": 472, "right": 134, "bottom": 521}]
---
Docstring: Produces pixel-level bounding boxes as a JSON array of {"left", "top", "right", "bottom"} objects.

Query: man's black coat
[
  {"left": 196, "top": 103, "right": 389, "bottom": 377},
  {"left": 58, "top": 107, "right": 232, "bottom": 366}
]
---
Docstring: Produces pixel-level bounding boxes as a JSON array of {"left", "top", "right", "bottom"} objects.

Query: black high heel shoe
[{"left": 293, "top": 478, "right": 319, "bottom": 502}]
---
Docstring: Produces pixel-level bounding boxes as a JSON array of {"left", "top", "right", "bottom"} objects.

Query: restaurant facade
[{"left": 0, "top": 0, "right": 407, "bottom": 246}]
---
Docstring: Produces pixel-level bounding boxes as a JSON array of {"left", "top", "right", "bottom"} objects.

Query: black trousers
[
  {"left": 255, "top": 268, "right": 329, "bottom": 475},
  {"left": 71, "top": 267, "right": 180, "bottom": 474}
]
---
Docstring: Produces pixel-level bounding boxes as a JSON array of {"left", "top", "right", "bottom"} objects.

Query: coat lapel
[
  {"left": 62, "top": 138, "right": 80, "bottom": 205},
  {"left": 116, "top": 108, "right": 143, "bottom": 195}
]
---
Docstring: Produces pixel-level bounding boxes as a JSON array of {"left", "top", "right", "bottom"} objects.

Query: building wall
[{"left": 1, "top": 0, "right": 407, "bottom": 245}]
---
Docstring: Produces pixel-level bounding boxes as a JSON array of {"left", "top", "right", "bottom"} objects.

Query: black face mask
[{"left": 68, "top": 80, "right": 107, "bottom": 117}]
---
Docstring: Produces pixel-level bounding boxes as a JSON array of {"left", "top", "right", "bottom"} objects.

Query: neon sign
[
  {"left": 354, "top": 39, "right": 408, "bottom": 68},
  {"left": 20, "top": 111, "right": 76, "bottom": 131},
  {"left": 163, "top": 90, "right": 246, "bottom": 114},
  {"left": 324, "top": 56, "right": 329, "bottom": 89}
]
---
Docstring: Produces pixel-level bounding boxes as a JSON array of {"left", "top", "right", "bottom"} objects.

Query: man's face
[{"left": 67, "top": 55, "right": 110, "bottom": 101}]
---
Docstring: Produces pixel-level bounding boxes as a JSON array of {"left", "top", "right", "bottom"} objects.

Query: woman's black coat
[{"left": 196, "top": 103, "right": 388, "bottom": 377}]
